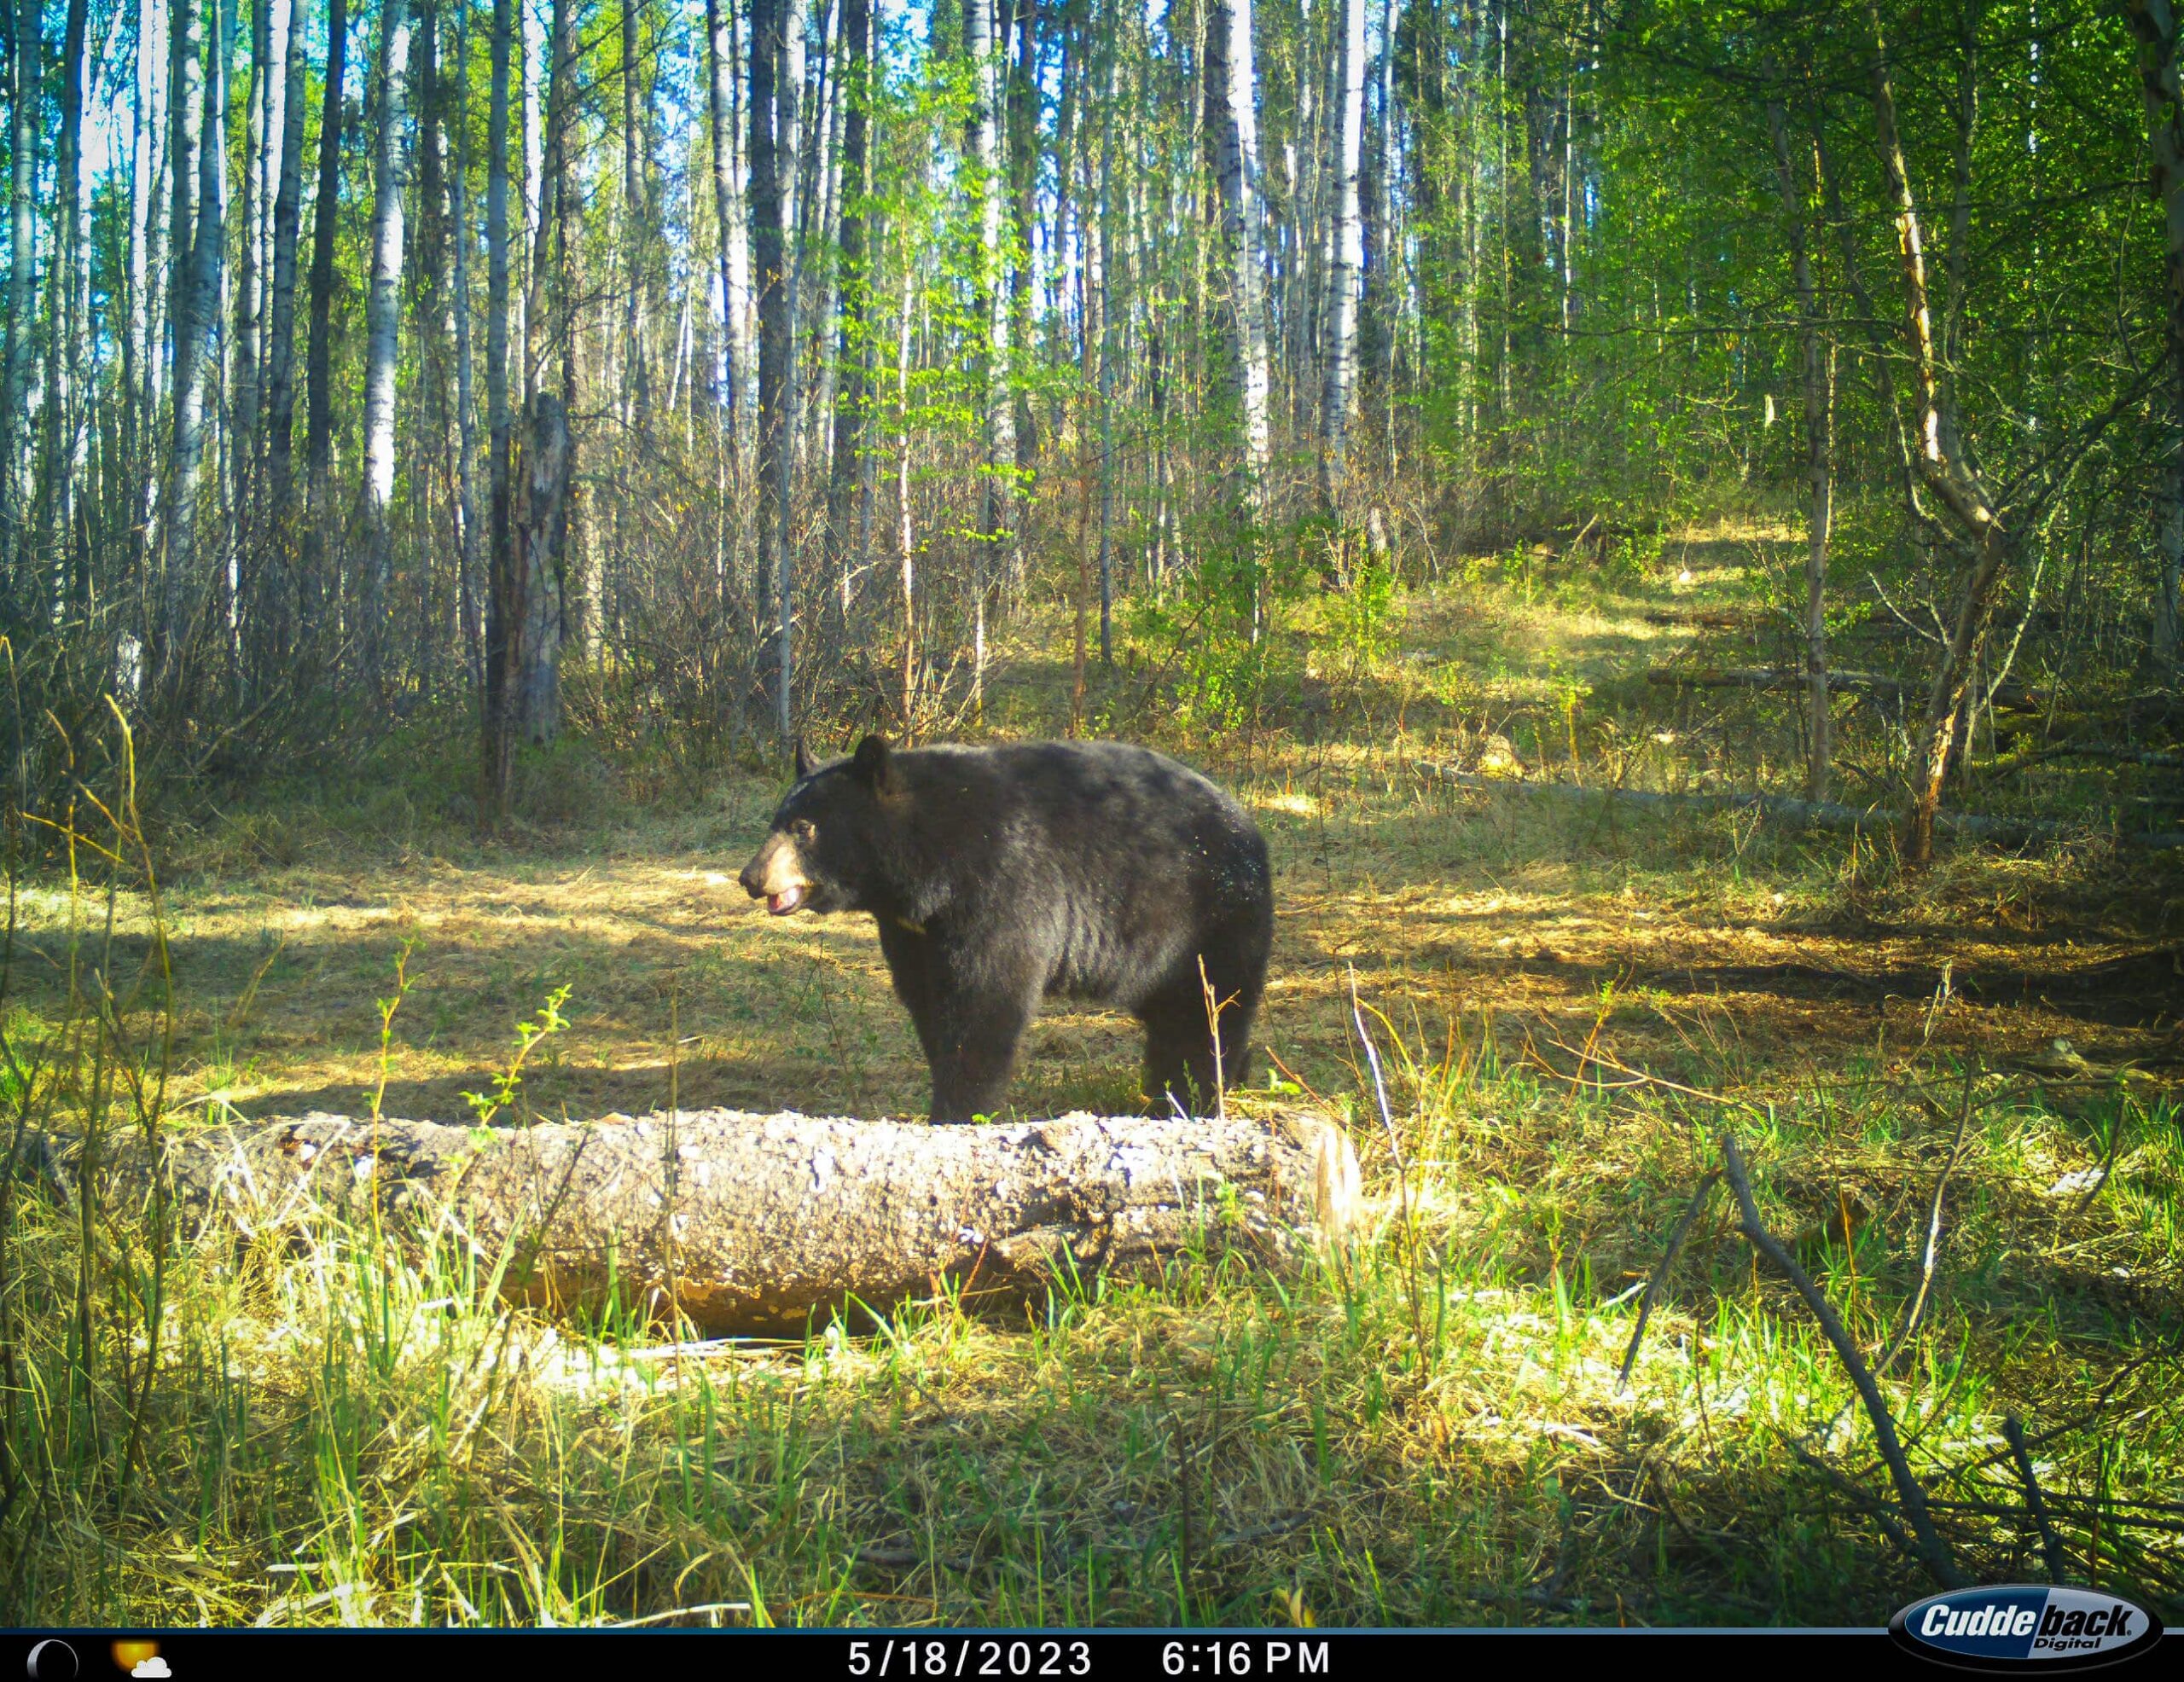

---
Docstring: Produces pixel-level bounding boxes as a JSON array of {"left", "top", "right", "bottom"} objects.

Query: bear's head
[{"left": 739, "top": 734, "right": 898, "bottom": 916}]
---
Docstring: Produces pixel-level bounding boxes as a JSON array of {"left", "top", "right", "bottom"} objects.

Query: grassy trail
[{"left": 3, "top": 548, "right": 2178, "bottom": 1627}]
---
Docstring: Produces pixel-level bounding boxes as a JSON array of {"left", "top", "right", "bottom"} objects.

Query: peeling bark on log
[
  {"left": 27, "top": 1109, "right": 1363, "bottom": 1335},
  {"left": 1424, "top": 766, "right": 2184, "bottom": 850}
]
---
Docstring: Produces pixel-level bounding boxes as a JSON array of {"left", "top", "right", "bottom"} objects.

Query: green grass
[{"left": 2, "top": 536, "right": 2180, "bottom": 1627}]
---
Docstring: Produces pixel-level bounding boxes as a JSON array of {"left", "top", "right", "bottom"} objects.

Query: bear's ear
[
  {"left": 851, "top": 733, "right": 893, "bottom": 791},
  {"left": 793, "top": 738, "right": 815, "bottom": 780}
]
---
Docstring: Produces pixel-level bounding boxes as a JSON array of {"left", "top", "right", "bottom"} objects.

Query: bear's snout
[{"left": 741, "top": 833, "right": 811, "bottom": 916}]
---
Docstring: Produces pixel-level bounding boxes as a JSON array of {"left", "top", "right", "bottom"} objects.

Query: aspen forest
[{"left": 3, "top": 0, "right": 2183, "bottom": 1633}]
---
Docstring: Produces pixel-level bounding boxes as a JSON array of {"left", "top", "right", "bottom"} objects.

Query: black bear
[{"left": 739, "top": 735, "right": 1274, "bottom": 1122}]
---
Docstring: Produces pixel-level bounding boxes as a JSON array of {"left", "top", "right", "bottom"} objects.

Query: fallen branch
[
  {"left": 1617, "top": 1169, "right": 1722, "bottom": 1392},
  {"left": 1645, "top": 665, "right": 2042, "bottom": 711},
  {"left": 1876, "top": 1066, "right": 1978, "bottom": 1377},
  {"left": 1982, "top": 741, "right": 2184, "bottom": 774},
  {"left": 1423, "top": 764, "right": 2184, "bottom": 850},
  {"left": 2002, "top": 1415, "right": 2071, "bottom": 1586},
  {"left": 1719, "top": 1132, "right": 1966, "bottom": 1589},
  {"left": 1639, "top": 608, "right": 1768, "bottom": 631},
  {"left": 26, "top": 1108, "right": 1363, "bottom": 1335}
]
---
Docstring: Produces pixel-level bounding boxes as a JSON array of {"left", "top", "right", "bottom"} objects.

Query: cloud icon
[{"left": 131, "top": 1662, "right": 171, "bottom": 1679}]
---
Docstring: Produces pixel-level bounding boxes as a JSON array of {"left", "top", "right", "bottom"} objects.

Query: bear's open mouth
[{"left": 767, "top": 885, "right": 806, "bottom": 915}]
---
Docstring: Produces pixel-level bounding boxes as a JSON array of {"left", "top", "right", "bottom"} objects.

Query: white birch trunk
[
  {"left": 358, "top": 0, "right": 415, "bottom": 682},
  {"left": 1205, "top": 0, "right": 1272, "bottom": 515},
  {"left": 967, "top": 0, "right": 1014, "bottom": 716},
  {"left": 1318, "top": 0, "right": 1364, "bottom": 513}
]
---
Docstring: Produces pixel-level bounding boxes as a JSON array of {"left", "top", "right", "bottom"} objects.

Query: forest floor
[{"left": 7, "top": 530, "right": 2181, "bottom": 1627}]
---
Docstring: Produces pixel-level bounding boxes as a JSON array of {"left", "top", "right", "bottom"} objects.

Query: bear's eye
[{"left": 792, "top": 818, "right": 816, "bottom": 844}]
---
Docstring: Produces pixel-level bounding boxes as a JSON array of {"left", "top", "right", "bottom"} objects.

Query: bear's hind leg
[{"left": 1139, "top": 984, "right": 1221, "bottom": 1117}]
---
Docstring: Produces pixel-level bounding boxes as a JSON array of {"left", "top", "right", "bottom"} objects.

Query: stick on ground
[
  {"left": 1719, "top": 1132, "right": 1966, "bottom": 1589},
  {"left": 2003, "top": 1414, "right": 2071, "bottom": 1586},
  {"left": 1618, "top": 1169, "right": 1722, "bottom": 1392}
]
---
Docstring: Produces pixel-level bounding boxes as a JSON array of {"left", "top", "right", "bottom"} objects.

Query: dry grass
[{"left": 3, "top": 536, "right": 2180, "bottom": 1627}]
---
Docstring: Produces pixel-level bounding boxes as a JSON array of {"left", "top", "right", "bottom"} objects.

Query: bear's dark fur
[{"left": 739, "top": 735, "right": 1274, "bottom": 1122}]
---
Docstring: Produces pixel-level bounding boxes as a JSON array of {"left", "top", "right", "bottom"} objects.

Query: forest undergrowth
[{"left": 2, "top": 531, "right": 2180, "bottom": 1627}]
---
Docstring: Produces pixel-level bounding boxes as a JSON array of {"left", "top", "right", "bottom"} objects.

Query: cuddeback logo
[{"left": 1890, "top": 1586, "right": 2164, "bottom": 1670}]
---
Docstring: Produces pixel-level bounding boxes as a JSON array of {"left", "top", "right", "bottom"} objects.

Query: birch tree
[
  {"left": 166, "top": 0, "right": 225, "bottom": 689},
  {"left": 1769, "top": 91, "right": 1834, "bottom": 802},
  {"left": 359, "top": 0, "right": 416, "bottom": 686},
  {"left": 967, "top": 0, "right": 1014, "bottom": 711},
  {"left": 1204, "top": 0, "right": 1272, "bottom": 517},
  {"left": 485, "top": 0, "right": 517, "bottom": 815},
  {"left": 704, "top": 0, "right": 750, "bottom": 467},
  {"left": 752, "top": 0, "right": 801, "bottom": 745},
  {"left": 302, "top": 0, "right": 351, "bottom": 607},
  {"left": 1318, "top": 0, "right": 1364, "bottom": 513},
  {"left": 3, "top": 0, "right": 40, "bottom": 572},
  {"left": 826, "top": 0, "right": 872, "bottom": 616},
  {"left": 264, "top": 0, "right": 311, "bottom": 528}
]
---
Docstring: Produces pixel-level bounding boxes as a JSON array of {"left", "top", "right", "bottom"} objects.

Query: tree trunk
[
  {"left": 49, "top": 1110, "right": 1362, "bottom": 1335},
  {"left": 1204, "top": 0, "right": 1272, "bottom": 518},
  {"left": 513, "top": 390, "right": 568, "bottom": 743},
  {"left": 264, "top": 0, "right": 310, "bottom": 529},
  {"left": 752, "top": 0, "right": 801, "bottom": 748},
  {"left": 895, "top": 246, "right": 916, "bottom": 727},
  {"left": 1, "top": 0, "right": 38, "bottom": 588},
  {"left": 1318, "top": 0, "right": 1364, "bottom": 514},
  {"left": 485, "top": 0, "right": 517, "bottom": 818},
  {"left": 302, "top": 0, "right": 350, "bottom": 624},
  {"left": 1769, "top": 94, "right": 1833, "bottom": 802},
  {"left": 129, "top": 0, "right": 171, "bottom": 600},
  {"left": 450, "top": 0, "right": 484, "bottom": 695},
  {"left": 231, "top": 0, "right": 269, "bottom": 559},
  {"left": 514, "top": 0, "right": 575, "bottom": 744},
  {"left": 359, "top": 0, "right": 415, "bottom": 691},
  {"left": 621, "top": 0, "right": 651, "bottom": 443},
  {"left": 1095, "top": 0, "right": 1118, "bottom": 665},
  {"left": 967, "top": 0, "right": 1015, "bottom": 716},
  {"left": 704, "top": 0, "right": 748, "bottom": 468},
  {"left": 166, "top": 0, "right": 225, "bottom": 693},
  {"left": 1867, "top": 3, "right": 2011, "bottom": 868},
  {"left": 825, "top": 0, "right": 870, "bottom": 622},
  {"left": 1006, "top": 0, "right": 1039, "bottom": 476},
  {"left": 2128, "top": 0, "right": 2184, "bottom": 673},
  {"left": 39, "top": 0, "right": 89, "bottom": 622}
]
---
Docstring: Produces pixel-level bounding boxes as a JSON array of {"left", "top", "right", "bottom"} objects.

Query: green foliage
[{"left": 461, "top": 984, "right": 574, "bottom": 1129}]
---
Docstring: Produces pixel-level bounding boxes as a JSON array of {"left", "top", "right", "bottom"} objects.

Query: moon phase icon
[{"left": 25, "top": 1642, "right": 79, "bottom": 1682}]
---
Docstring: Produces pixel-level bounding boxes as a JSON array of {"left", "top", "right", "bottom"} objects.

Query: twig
[
  {"left": 1718, "top": 1132, "right": 1966, "bottom": 1588},
  {"left": 1536, "top": 1034, "right": 1769, "bottom": 1118},
  {"left": 1789, "top": 1440, "right": 1924, "bottom": 1564},
  {"left": 1617, "top": 1170, "right": 1721, "bottom": 1393},
  {"left": 2002, "top": 1415, "right": 2071, "bottom": 1586},
  {"left": 605, "top": 1601, "right": 753, "bottom": 1627},
  {"left": 1348, "top": 967, "right": 1429, "bottom": 1369},
  {"left": 1876, "top": 1063, "right": 1978, "bottom": 1376},
  {"left": 1868, "top": 571, "right": 1947, "bottom": 646}
]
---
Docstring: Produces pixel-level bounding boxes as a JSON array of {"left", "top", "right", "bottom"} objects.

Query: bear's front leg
[{"left": 925, "top": 991, "right": 1034, "bottom": 1121}]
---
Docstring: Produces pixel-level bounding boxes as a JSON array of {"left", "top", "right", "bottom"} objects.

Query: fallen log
[
  {"left": 25, "top": 1108, "right": 1364, "bottom": 1335},
  {"left": 1980, "top": 740, "right": 2184, "bottom": 774},
  {"left": 1645, "top": 665, "right": 2043, "bottom": 713},
  {"left": 1638, "top": 608, "right": 1768, "bottom": 632},
  {"left": 1421, "top": 766, "right": 2184, "bottom": 850}
]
